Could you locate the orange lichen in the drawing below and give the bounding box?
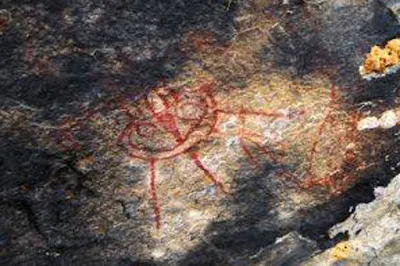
[330,241,351,261]
[362,38,400,75]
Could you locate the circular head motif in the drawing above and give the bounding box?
[118,84,218,160]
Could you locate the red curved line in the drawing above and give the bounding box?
[126,131,212,161]
[119,120,186,155]
[244,137,279,164]
[177,96,215,140]
[174,98,208,120]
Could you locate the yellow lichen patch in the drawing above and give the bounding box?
[386,38,400,57]
[330,241,352,261]
[361,38,400,76]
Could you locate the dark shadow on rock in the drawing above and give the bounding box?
[0,142,57,192]
[0,138,155,265]
[176,163,282,266]
[0,1,238,265]
[0,0,237,119]
[177,124,400,265]
[114,257,158,266]
[258,0,400,85]
[258,2,334,77]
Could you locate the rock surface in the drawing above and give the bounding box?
[1,1,400,266]
[302,173,400,266]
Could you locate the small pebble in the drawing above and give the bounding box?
[357,116,379,131]
[378,110,398,129]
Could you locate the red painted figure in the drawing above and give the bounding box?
[55,82,302,229]
[117,83,300,228]
[303,85,360,194]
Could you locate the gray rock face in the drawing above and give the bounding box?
[1,1,400,266]
[384,0,400,22]
[302,174,400,266]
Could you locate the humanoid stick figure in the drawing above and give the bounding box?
[117,83,299,229]
[55,83,304,229]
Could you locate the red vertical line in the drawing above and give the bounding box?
[239,141,258,166]
[117,127,127,144]
[146,93,184,144]
[210,112,221,135]
[237,109,259,165]
[24,39,34,64]
[347,112,359,142]
[200,84,218,108]
[330,84,337,106]
[210,103,230,136]
[171,90,180,102]
[149,159,161,229]
[329,85,340,129]
[306,108,332,175]
[189,152,227,194]
[154,92,185,142]
[145,97,156,114]
[238,107,245,135]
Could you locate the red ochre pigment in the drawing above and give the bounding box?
[54,83,359,229]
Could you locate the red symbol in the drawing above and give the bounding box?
[116,83,301,229]
[303,85,361,194]
[54,82,303,229]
